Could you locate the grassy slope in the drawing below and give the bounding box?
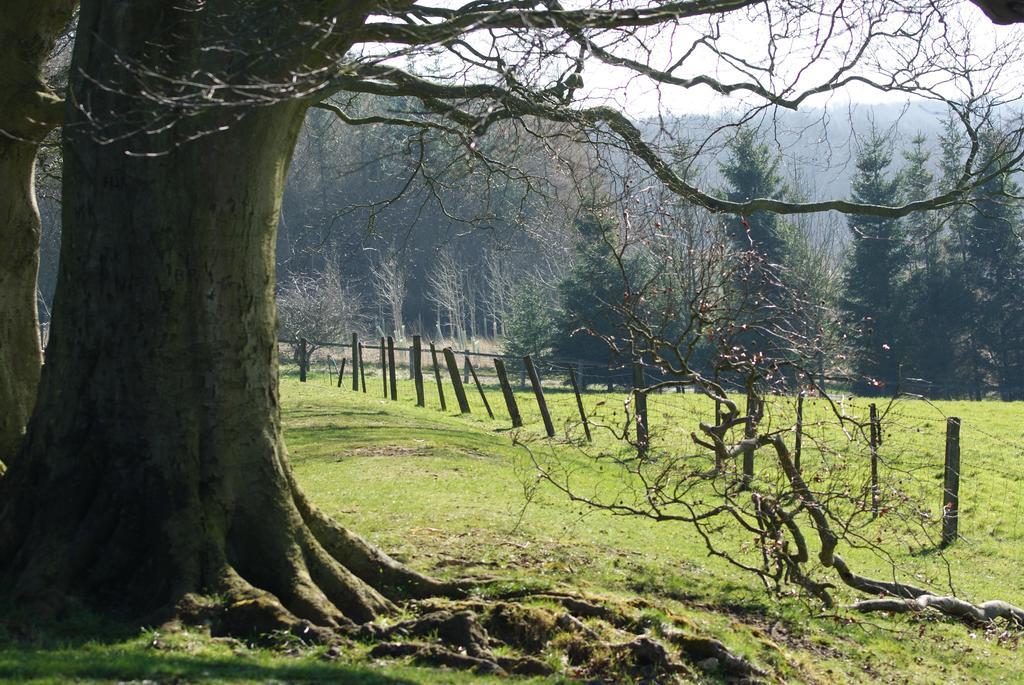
[289,370,1024,683]
[2,371,1021,683]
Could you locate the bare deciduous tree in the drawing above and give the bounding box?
[369,244,408,339]
[277,264,365,367]
[427,247,467,345]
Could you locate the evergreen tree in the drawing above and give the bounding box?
[843,129,904,395]
[895,134,966,396]
[551,210,636,389]
[938,118,985,397]
[719,127,785,262]
[719,127,792,377]
[963,137,1024,400]
[503,284,554,360]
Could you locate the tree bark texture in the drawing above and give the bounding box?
[0,0,449,628]
[0,1,76,467]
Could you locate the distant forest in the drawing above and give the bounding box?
[35,98,1024,400]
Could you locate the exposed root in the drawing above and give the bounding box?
[369,642,507,676]
[662,628,769,680]
[360,594,769,683]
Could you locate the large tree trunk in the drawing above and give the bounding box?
[0,139,44,470]
[0,1,76,468]
[0,0,449,628]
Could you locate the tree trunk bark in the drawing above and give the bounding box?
[0,140,44,469]
[0,0,76,468]
[0,0,450,629]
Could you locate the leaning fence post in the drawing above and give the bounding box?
[794,392,804,473]
[337,358,346,388]
[358,342,366,393]
[429,343,447,411]
[941,416,961,547]
[443,347,471,413]
[465,355,494,419]
[524,356,555,437]
[413,335,425,407]
[494,359,523,427]
[299,337,308,382]
[387,336,398,401]
[632,363,649,458]
[569,367,591,442]
[351,332,359,391]
[869,403,880,517]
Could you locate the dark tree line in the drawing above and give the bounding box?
[843,126,1024,399]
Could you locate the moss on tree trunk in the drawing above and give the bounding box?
[0,1,76,466]
[0,0,451,629]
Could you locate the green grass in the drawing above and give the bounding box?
[288,366,1024,683]
[2,367,1022,683]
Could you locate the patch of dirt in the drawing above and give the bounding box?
[339,445,428,459]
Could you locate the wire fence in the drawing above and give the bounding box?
[281,333,1024,582]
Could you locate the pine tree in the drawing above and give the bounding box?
[895,134,966,397]
[551,210,636,389]
[938,118,985,397]
[719,127,785,262]
[963,136,1024,400]
[843,129,904,395]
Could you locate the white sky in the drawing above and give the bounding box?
[557,1,1024,117]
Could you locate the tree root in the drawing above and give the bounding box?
[357,594,769,683]
[2,444,769,682]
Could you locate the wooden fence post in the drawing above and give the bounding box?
[869,403,880,517]
[524,356,555,437]
[714,369,722,426]
[741,388,759,488]
[794,392,804,473]
[632,363,649,458]
[429,343,447,411]
[494,359,523,428]
[299,337,308,382]
[387,336,398,401]
[351,332,359,391]
[465,355,494,419]
[443,347,471,413]
[569,367,591,442]
[941,416,961,547]
[337,358,346,388]
[358,342,366,393]
[379,337,387,397]
[413,335,425,407]
[463,353,471,384]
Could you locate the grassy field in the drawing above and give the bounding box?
[2,367,1023,683]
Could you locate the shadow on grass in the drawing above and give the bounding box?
[0,648,418,684]
[0,606,417,685]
